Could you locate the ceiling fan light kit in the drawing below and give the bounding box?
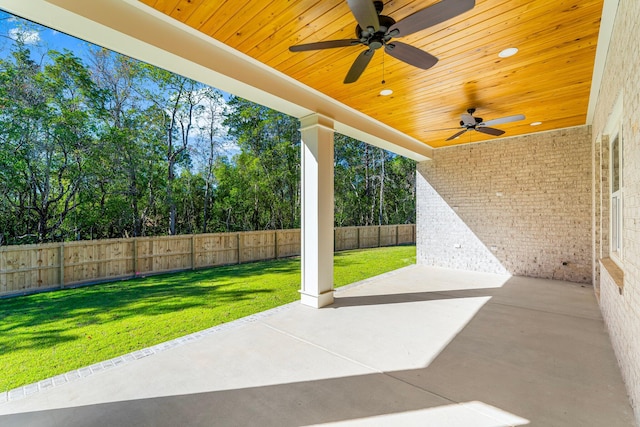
[289,0,476,84]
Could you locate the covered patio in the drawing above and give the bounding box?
[0,0,639,424]
[0,266,633,425]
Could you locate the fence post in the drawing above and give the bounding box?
[357,227,361,249]
[378,226,381,247]
[191,234,195,270]
[274,230,279,260]
[237,233,241,264]
[59,243,65,288]
[133,238,138,277]
[396,225,399,246]
[333,228,336,252]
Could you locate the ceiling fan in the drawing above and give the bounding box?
[445,109,525,141]
[289,0,475,84]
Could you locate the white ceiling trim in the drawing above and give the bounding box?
[0,0,432,161]
[586,0,620,124]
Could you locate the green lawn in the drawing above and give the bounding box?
[0,245,415,392]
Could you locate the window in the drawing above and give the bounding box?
[611,132,622,256]
[607,94,623,263]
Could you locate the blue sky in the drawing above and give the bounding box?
[0,9,95,61]
[0,7,239,163]
[0,8,225,93]
[0,8,233,101]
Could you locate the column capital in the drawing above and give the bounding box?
[300,113,335,133]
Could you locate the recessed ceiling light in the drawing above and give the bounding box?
[380,89,393,96]
[530,121,542,126]
[498,47,518,58]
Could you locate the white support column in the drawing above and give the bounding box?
[300,114,335,308]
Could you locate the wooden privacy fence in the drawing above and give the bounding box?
[0,225,415,297]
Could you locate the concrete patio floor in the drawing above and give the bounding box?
[0,265,634,426]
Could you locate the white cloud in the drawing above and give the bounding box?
[8,28,41,45]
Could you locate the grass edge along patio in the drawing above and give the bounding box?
[0,245,416,392]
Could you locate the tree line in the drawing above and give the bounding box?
[0,41,415,246]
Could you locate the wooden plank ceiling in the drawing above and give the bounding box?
[139,0,603,148]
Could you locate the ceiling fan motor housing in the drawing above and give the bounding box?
[459,119,483,127]
[356,15,396,49]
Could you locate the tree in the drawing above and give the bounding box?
[384,155,416,224]
[217,96,300,231]
[140,66,205,235]
[0,44,104,242]
[88,48,165,238]
[192,87,227,233]
[0,16,415,245]
[334,133,415,227]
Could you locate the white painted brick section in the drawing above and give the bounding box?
[417,126,592,283]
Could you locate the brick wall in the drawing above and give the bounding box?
[416,125,592,283]
[593,135,610,295]
[591,0,640,422]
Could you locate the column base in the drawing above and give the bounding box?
[300,290,334,308]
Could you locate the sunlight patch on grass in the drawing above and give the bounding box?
[0,245,415,391]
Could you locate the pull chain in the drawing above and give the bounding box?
[381,50,386,85]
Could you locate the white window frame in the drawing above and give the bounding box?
[611,133,622,256]
[605,94,623,265]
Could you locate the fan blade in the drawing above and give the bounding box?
[479,114,525,127]
[425,127,462,132]
[385,42,438,70]
[289,39,361,52]
[388,0,475,38]
[476,127,505,136]
[347,0,380,32]
[461,113,476,126]
[344,49,375,84]
[446,129,468,141]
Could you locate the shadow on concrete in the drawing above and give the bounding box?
[0,373,528,427]
[0,276,633,426]
[331,288,500,308]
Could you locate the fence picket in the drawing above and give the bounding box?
[0,226,414,297]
